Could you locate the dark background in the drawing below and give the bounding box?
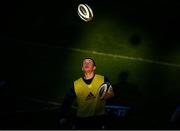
[0,0,180,129]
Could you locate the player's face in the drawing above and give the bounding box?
[82,59,96,72]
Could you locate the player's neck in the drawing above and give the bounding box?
[84,72,94,80]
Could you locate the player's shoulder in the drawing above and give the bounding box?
[95,74,104,78]
[98,75,110,83]
[74,77,82,82]
[74,74,105,82]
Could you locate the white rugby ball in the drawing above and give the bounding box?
[77,4,94,22]
[99,82,113,100]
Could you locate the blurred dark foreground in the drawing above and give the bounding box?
[0,96,179,130]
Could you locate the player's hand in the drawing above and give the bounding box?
[103,91,114,100]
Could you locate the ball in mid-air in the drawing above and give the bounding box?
[77,4,94,22]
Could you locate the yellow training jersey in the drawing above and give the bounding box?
[74,74,105,118]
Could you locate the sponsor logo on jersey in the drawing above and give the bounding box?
[86,92,96,100]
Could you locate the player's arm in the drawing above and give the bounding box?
[59,84,76,125]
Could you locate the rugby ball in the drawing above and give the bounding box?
[99,82,113,100]
[77,4,94,22]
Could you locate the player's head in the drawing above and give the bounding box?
[82,58,96,73]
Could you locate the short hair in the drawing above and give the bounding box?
[83,58,96,66]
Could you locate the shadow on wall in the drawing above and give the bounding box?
[129,34,142,46]
[107,71,180,129]
[106,71,144,129]
[109,71,142,109]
